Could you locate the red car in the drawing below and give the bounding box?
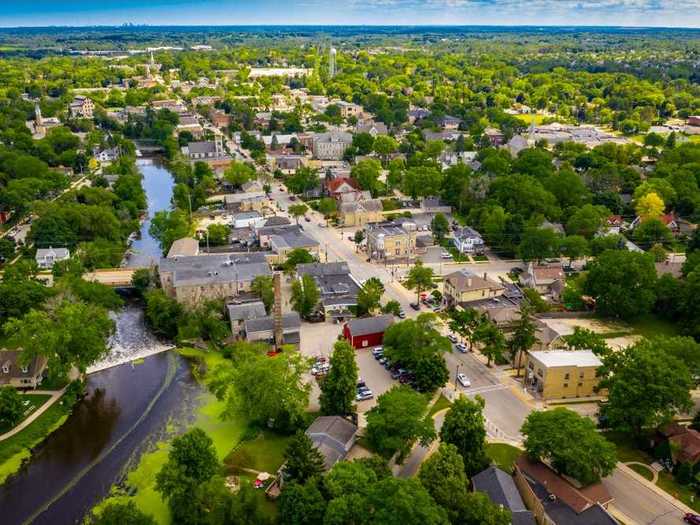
[684,514,700,525]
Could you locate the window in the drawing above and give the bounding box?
[20,366,28,373]
[579,371,585,379]
[563,383,569,388]
[578,382,583,387]
[1,365,8,374]
[564,373,570,380]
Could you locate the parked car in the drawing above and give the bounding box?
[304,216,311,222]
[457,373,471,387]
[356,388,374,401]
[409,302,420,311]
[447,334,458,344]
[684,514,700,525]
[397,310,406,319]
[378,357,388,366]
[441,251,453,259]
[455,343,467,353]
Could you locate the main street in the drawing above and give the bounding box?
[270,183,687,523]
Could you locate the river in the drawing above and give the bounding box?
[0,158,194,525]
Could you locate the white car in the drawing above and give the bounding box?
[441,251,453,259]
[457,373,471,387]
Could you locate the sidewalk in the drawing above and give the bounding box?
[616,461,696,514]
[0,388,66,442]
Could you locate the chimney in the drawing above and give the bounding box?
[273,273,284,348]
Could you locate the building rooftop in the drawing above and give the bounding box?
[159,253,271,287]
[0,350,48,385]
[297,262,360,308]
[36,247,70,259]
[186,141,217,155]
[227,301,267,322]
[244,312,301,334]
[306,416,358,470]
[472,466,535,525]
[167,237,200,258]
[345,314,394,337]
[528,350,602,368]
[446,269,504,293]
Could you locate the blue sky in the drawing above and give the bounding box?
[2,1,700,28]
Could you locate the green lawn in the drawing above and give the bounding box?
[0,394,52,434]
[0,395,70,485]
[225,430,293,474]
[628,463,654,481]
[427,394,452,419]
[623,314,680,339]
[486,443,523,474]
[601,431,652,464]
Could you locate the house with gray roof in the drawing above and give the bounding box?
[297,262,361,320]
[453,227,485,254]
[312,132,353,160]
[0,350,48,388]
[159,253,271,306]
[35,247,70,269]
[244,312,301,346]
[472,466,536,525]
[227,301,267,336]
[306,416,358,470]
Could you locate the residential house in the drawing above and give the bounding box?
[472,466,536,525]
[506,135,529,157]
[0,350,47,388]
[408,107,431,124]
[343,314,394,349]
[524,350,603,400]
[269,155,307,174]
[521,262,565,297]
[444,270,505,307]
[366,222,417,262]
[437,115,462,130]
[176,114,204,139]
[452,227,485,254]
[181,140,224,161]
[257,224,319,261]
[514,456,616,525]
[337,101,363,119]
[297,262,361,320]
[232,211,265,229]
[483,127,505,146]
[668,427,700,466]
[688,116,700,127]
[167,237,200,258]
[223,192,268,213]
[158,253,272,306]
[327,177,362,201]
[312,132,353,160]
[93,147,120,163]
[35,247,70,269]
[306,416,358,470]
[227,300,267,337]
[339,199,384,227]
[209,109,230,128]
[355,119,388,136]
[69,96,94,119]
[244,312,301,346]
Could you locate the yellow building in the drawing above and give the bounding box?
[525,350,603,400]
[444,270,505,306]
[366,223,416,262]
[339,199,384,227]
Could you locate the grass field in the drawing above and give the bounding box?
[427,394,452,419]
[485,443,523,473]
[628,463,654,481]
[0,394,52,434]
[0,396,70,485]
[225,430,293,475]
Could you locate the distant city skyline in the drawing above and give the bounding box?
[2,1,700,29]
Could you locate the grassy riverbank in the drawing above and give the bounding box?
[0,395,70,485]
[92,348,253,524]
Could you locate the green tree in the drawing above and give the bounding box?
[448,307,482,351]
[88,502,156,525]
[286,166,320,195]
[212,342,310,431]
[149,209,190,254]
[598,339,693,435]
[418,443,468,523]
[320,340,359,417]
[225,484,272,525]
[0,238,16,263]
[131,268,152,296]
[366,477,449,525]
[439,396,489,476]
[357,277,385,316]
[291,274,320,319]
[318,197,337,218]
[224,161,256,188]
[383,314,450,392]
[522,408,617,485]
[559,235,589,264]
[566,204,608,239]
[284,248,315,272]
[431,213,450,243]
[5,300,114,381]
[518,227,560,262]
[366,386,435,460]
[634,218,673,248]
[402,166,443,199]
[0,387,25,430]
[155,428,219,524]
[405,261,434,305]
[458,492,512,525]
[144,289,183,337]
[278,480,327,525]
[353,229,365,252]
[289,203,309,225]
[206,223,230,246]
[584,250,657,320]
[251,275,274,313]
[283,431,325,483]
[351,159,382,196]
[373,135,399,164]
[382,300,402,316]
[473,319,507,366]
[352,132,375,155]
[507,306,537,376]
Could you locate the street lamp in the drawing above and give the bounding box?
[454,363,462,397]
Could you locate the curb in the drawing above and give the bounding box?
[616,462,695,514]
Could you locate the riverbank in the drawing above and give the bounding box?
[0,393,71,485]
[91,347,248,524]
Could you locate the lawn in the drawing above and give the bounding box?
[628,463,654,481]
[0,395,70,485]
[427,394,452,419]
[0,394,52,434]
[225,430,293,474]
[601,431,652,464]
[622,314,680,339]
[486,443,523,473]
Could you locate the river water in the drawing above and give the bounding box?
[0,158,195,525]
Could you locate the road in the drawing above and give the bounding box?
[276,182,687,523]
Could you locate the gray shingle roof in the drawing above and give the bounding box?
[244,312,301,334]
[306,416,358,470]
[472,466,534,524]
[346,314,393,337]
[227,301,267,322]
[186,141,217,154]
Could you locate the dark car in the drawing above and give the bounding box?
[684,514,700,525]
[409,302,420,311]
[304,216,311,222]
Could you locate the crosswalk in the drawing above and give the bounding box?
[462,383,509,396]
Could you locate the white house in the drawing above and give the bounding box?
[35,247,70,269]
[453,227,485,254]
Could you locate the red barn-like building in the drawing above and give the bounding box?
[343,314,394,349]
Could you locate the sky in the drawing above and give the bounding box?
[2,0,700,28]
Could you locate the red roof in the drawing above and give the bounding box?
[327,177,360,194]
[670,428,700,464]
[660,213,677,226]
